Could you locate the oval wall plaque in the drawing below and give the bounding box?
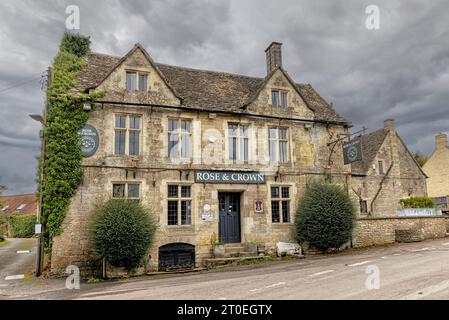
[77,124,99,157]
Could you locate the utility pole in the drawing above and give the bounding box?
[30,67,50,277]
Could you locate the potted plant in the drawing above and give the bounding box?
[211,233,225,258]
[213,240,225,258]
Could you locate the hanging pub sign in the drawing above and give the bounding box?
[195,170,265,184]
[77,124,99,157]
[343,140,362,164]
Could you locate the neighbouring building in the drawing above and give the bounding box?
[422,133,449,208]
[0,193,37,237]
[0,193,38,217]
[51,42,354,274]
[350,119,428,216]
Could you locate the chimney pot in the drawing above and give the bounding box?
[265,42,283,75]
[384,119,395,131]
[436,133,448,150]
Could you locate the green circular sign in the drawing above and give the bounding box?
[77,124,99,157]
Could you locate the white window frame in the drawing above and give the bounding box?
[114,114,142,156]
[126,70,149,92]
[168,118,192,161]
[268,127,289,163]
[228,123,249,163]
[271,90,288,107]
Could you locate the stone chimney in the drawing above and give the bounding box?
[435,133,448,150]
[265,42,283,75]
[384,119,395,131]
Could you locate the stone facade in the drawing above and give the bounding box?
[49,41,435,276]
[51,42,352,275]
[422,133,449,198]
[350,120,428,217]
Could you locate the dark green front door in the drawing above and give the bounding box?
[218,193,241,243]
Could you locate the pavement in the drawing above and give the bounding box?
[2,237,449,300]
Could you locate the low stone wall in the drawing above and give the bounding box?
[353,216,449,248]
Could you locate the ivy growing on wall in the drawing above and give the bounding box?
[39,32,104,253]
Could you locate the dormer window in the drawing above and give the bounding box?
[126,71,148,92]
[126,71,136,91]
[271,90,287,107]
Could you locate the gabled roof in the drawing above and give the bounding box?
[93,43,182,101]
[0,193,37,216]
[351,129,388,175]
[242,66,314,113]
[76,49,350,124]
[351,128,428,178]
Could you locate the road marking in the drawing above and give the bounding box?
[381,256,388,259]
[393,253,401,256]
[5,274,24,281]
[0,284,9,287]
[412,247,431,252]
[265,282,285,288]
[347,261,371,267]
[16,250,30,254]
[249,288,262,292]
[442,242,449,246]
[309,270,334,277]
[401,279,449,300]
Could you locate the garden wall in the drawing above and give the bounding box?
[353,216,449,247]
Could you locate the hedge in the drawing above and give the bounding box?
[9,215,36,238]
[400,197,434,209]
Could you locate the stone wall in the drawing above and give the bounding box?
[353,216,449,248]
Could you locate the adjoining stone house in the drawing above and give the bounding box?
[350,119,428,216]
[422,133,449,209]
[51,42,354,274]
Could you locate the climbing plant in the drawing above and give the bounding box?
[38,32,103,253]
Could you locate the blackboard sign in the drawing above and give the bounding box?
[343,140,362,164]
[77,124,99,157]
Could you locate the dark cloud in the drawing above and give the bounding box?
[0,0,448,195]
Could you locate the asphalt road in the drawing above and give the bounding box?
[3,237,449,300]
[0,238,36,286]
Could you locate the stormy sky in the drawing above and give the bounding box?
[0,0,448,195]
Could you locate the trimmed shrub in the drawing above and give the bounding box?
[9,215,36,238]
[90,199,157,271]
[400,197,434,209]
[295,182,355,251]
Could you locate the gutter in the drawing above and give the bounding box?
[94,100,352,128]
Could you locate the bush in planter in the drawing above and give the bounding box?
[90,199,157,271]
[400,197,434,209]
[295,182,355,251]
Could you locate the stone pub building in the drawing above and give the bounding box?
[51,41,355,274]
